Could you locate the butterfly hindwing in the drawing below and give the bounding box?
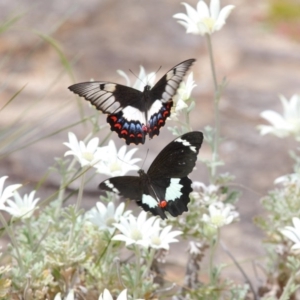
[69,59,195,145]
[136,177,192,219]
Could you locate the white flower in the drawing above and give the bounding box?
[280,217,300,252]
[188,241,205,255]
[54,290,74,300]
[202,202,239,228]
[0,176,22,209]
[64,132,103,168]
[2,191,39,219]
[98,288,144,300]
[148,224,182,250]
[258,94,300,140]
[190,181,219,203]
[117,66,156,91]
[113,211,158,248]
[86,202,131,234]
[96,140,141,176]
[172,72,197,116]
[173,0,235,35]
[274,173,300,186]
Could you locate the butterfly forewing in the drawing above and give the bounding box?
[69,59,196,145]
[99,176,143,199]
[147,131,203,179]
[149,59,196,103]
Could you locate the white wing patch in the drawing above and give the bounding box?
[122,106,147,124]
[165,178,183,201]
[147,100,163,119]
[142,194,158,208]
[104,180,119,194]
[175,137,196,153]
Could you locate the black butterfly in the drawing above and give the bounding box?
[68,59,195,145]
[99,131,203,219]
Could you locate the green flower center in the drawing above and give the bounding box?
[210,215,226,227]
[105,217,116,227]
[130,229,142,241]
[82,152,94,162]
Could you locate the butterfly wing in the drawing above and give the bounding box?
[136,177,192,219]
[99,176,143,199]
[147,131,203,179]
[69,82,148,145]
[147,59,196,138]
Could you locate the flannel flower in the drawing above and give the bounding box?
[113,211,182,250]
[117,66,156,91]
[0,176,22,209]
[54,290,74,300]
[258,94,300,140]
[172,72,196,116]
[202,202,239,228]
[96,140,141,176]
[113,211,158,248]
[173,0,235,36]
[280,217,300,252]
[2,190,40,219]
[86,202,131,234]
[64,132,103,168]
[99,288,144,300]
[148,224,182,250]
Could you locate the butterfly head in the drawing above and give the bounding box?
[143,85,151,92]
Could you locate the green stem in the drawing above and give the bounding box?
[133,245,142,299]
[279,272,296,300]
[0,213,24,273]
[75,166,86,212]
[209,228,219,283]
[206,34,220,184]
[142,248,156,278]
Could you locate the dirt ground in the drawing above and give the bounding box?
[1,0,300,291]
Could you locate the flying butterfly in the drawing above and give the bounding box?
[99,131,203,219]
[68,59,195,145]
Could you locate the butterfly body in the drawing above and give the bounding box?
[69,59,195,145]
[99,131,203,219]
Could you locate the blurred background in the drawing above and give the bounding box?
[1,0,300,284]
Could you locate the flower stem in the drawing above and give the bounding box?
[206,34,221,184]
[75,166,86,212]
[0,213,24,273]
[133,245,142,299]
[209,228,219,283]
[279,272,296,300]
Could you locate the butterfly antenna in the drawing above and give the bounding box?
[140,148,149,170]
[129,69,146,87]
[147,65,162,86]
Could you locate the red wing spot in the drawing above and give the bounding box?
[129,134,135,138]
[110,115,118,122]
[158,119,164,125]
[142,125,148,132]
[159,200,167,208]
[153,126,158,131]
[163,110,169,117]
[114,123,122,129]
[137,134,142,138]
[121,130,128,135]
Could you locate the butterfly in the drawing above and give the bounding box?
[99,131,203,219]
[68,59,195,145]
